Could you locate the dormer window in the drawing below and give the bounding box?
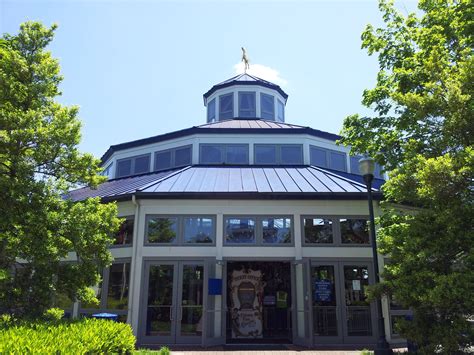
[207,98,216,123]
[239,92,256,117]
[261,93,275,120]
[219,93,233,120]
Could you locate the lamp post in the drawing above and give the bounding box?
[359,157,392,355]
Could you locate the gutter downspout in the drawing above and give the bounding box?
[127,194,140,334]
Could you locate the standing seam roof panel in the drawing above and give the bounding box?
[296,167,331,192]
[251,168,272,192]
[307,168,345,192]
[199,168,219,192]
[228,168,243,192]
[274,168,301,192]
[285,168,316,192]
[263,168,286,192]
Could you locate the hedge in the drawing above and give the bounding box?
[0,318,136,353]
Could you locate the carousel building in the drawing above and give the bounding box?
[68,72,408,348]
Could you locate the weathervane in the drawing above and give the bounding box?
[241,47,250,73]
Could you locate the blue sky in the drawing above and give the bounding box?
[1,0,417,158]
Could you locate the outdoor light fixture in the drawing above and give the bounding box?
[359,157,393,355]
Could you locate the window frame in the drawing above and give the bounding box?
[207,98,216,123]
[260,93,275,120]
[154,145,192,172]
[219,93,234,120]
[79,258,131,321]
[302,215,372,247]
[238,91,256,118]
[115,154,151,178]
[254,144,303,165]
[199,144,249,165]
[350,155,384,179]
[277,99,285,121]
[309,145,348,172]
[144,214,217,246]
[224,215,294,246]
[109,215,134,248]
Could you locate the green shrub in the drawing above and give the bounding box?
[0,318,136,353]
[160,346,170,355]
[360,350,374,355]
[42,307,64,322]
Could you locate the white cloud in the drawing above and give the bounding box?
[233,62,287,86]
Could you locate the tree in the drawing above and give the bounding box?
[0,22,121,317]
[340,0,473,353]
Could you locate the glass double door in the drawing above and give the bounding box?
[142,261,204,344]
[311,261,377,344]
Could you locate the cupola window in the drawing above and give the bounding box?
[219,93,233,120]
[116,154,151,178]
[277,100,285,122]
[207,98,216,123]
[260,93,275,120]
[238,91,256,117]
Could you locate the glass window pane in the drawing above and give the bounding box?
[340,219,370,244]
[310,147,328,167]
[107,263,131,309]
[255,145,277,164]
[329,151,347,171]
[277,100,285,121]
[226,145,248,164]
[304,218,333,244]
[280,145,303,165]
[116,159,132,178]
[146,264,174,336]
[262,217,292,244]
[225,217,256,244]
[114,218,134,245]
[175,146,192,166]
[201,145,223,164]
[183,217,214,243]
[239,92,256,117]
[344,265,372,336]
[147,217,178,243]
[207,98,216,122]
[350,156,361,175]
[261,93,275,120]
[219,94,233,120]
[311,265,338,336]
[134,155,150,174]
[155,151,172,171]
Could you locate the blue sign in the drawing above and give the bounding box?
[208,278,222,295]
[314,279,332,302]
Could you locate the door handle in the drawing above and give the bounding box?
[179,306,183,321]
[169,307,173,321]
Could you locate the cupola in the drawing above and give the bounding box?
[203,73,288,123]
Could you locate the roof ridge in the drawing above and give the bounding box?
[136,166,192,192]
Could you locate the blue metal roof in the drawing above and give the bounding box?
[68,166,381,202]
[203,73,288,101]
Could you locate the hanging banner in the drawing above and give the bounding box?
[229,269,264,338]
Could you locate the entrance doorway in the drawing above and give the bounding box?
[141,261,204,345]
[226,261,292,343]
[310,261,377,345]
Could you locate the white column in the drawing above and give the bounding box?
[129,204,144,336]
[295,263,306,338]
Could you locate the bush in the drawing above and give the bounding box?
[0,318,136,353]
[42,307,64,322]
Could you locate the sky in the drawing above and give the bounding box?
[1,0,418,159]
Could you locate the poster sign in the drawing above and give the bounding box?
[229,269,264,338]
[352,280,361,291]
[314,279,332,302]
